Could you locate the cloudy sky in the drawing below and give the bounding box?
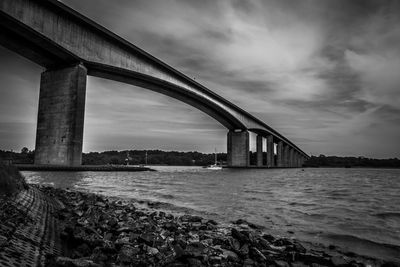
[1,0,400,158]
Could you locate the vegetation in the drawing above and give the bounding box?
[0,148,226,166]
[82,150,227,166]
[0,162,28,197]
[2,148,400,168]
[304,155,400,168]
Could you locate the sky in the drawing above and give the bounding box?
[1,0,400,158]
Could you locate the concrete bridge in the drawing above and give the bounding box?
[0,0,309,168]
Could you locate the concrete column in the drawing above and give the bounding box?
[266,135,274,167]
[289,148,294,167]
[283,144,290,167]
[227,130,249,167]
[294,151,299,167]
[256,135,263,167]
[34,64,87,166]
[276,141,284,167]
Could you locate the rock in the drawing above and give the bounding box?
[90,247,108,263]
[262,234,275,242]
[185,242,206,258]
[291,262,309,267]
[76,243,91,257]
[164,222,179,231]
[275,260,290,267]
[172,243,185,259]
[102,240,116,253]
[186,257,204,266]
[220,249,239,261]
[231,228,250,244]
[209,255,222,264]
[95,202,106,208]
[273,238,293,247]
[116,226,132,233]
[207,219,218,225]
[109,218,119,228]
[147,246,159,256]
[51,256,100,267]
[331,255,350,266]
[229,237,241,251]
[117,245,140,263]
[115,236,131,246]
[250,247,266,262]
[239,243,250,257]
[104,232,113,240]
[293,241,307,253]
[257,237,272,250]
[243,258,255,267]
[139,232,164,247]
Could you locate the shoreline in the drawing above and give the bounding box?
[15,164,156,172]
[1,185,398,266]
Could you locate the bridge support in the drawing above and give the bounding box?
[289,147,294,167]
[276,141,284,167]
[283,144,289,167]
[34,64,87,166]
[227,130,249,167]
[256,135,263,167]
[266,135,274,167]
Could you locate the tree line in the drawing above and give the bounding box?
[1,148,399,168]
[0,148,226,166]
[304,155,400,168]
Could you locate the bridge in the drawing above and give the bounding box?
[0,0,309,168]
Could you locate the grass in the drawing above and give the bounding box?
[0,162,28,197]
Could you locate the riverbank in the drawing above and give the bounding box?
[1,184,398,266]
[15,164,155,172]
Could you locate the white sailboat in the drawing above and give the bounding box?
[207,148,222,170]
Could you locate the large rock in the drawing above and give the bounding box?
[50,257,100,267]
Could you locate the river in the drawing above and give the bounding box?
[22,167,400,263]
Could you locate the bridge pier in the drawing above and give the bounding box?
[266,135,274,167]
[34,64,87,166]
[227,130,249,167]
[276,141,283,167]
[282,144,289,167]
[256,135,263,167]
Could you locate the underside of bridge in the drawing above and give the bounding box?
[0,0,309,168]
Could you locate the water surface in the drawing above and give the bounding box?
[23,167,400,262]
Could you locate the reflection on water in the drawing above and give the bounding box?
[23,167,400,262]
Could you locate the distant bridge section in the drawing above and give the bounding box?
[0,0,309,167]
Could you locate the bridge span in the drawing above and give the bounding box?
[0,0,309,167]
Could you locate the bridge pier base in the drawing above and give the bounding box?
[227,130,249,167]
[34,64,87,166]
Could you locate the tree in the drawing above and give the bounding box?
[21,147,29,154]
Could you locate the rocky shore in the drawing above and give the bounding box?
[26,185,395,267]
[0,179,398,267]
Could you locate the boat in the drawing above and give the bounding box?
[206,149,222,170]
